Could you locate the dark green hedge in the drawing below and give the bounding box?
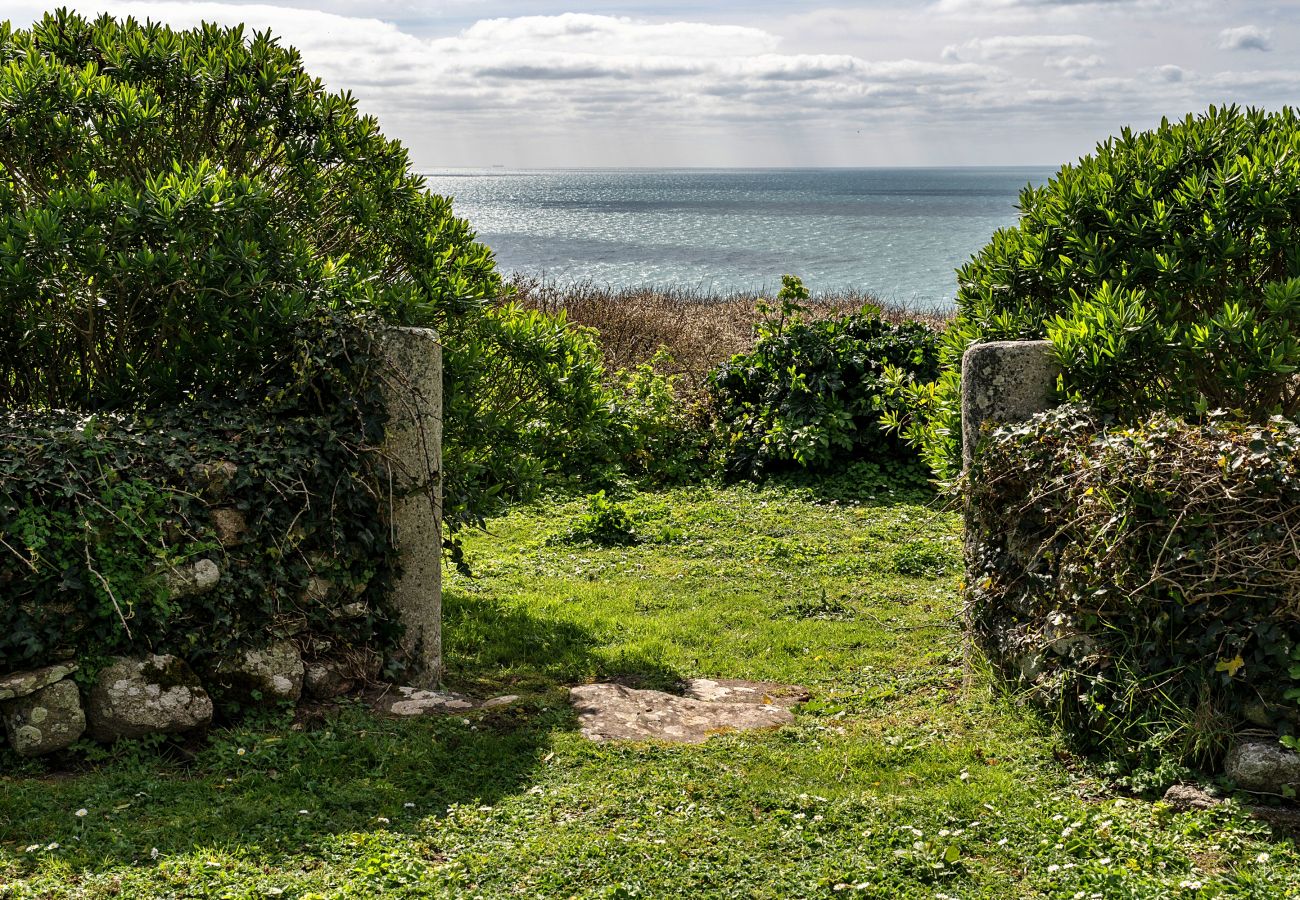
[0,317,401,676]
[967,405,1300,768]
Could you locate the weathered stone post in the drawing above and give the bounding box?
[380,327,443,687]
[961,340,1060,470]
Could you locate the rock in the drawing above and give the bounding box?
[569,683,795,744]
[1163,783,1222,811]
[1224,740,1300,793]
[681,678,809,708]
[302,576,335,605]
[1042,611,1097,658]
[960,340,1060,470]
[195,461,239,499]
[164,558,220,599]
[86,655,213,742]
[0,663,77,702]
[213,641,304,704]
[383,687,475,716]
[209,508,248,547]
[482,694,520,709]
[303,660,353,700]
[2,680,85,756]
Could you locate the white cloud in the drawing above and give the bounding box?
[943,33,1099,60]
[4,1,1298,166]
[1218,25,1272,52]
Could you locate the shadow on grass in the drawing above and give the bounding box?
[0,594,680,875]
[442,588,684,694]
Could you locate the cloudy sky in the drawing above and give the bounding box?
[7,1,1299,167]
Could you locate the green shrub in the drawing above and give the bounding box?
[609,351,708,485]
[554,491,640,546]
[890,105,1300,479]
[967,405,1300,769]
[710,275,940,478]
[0,10,499,409]
[0,11,623,536]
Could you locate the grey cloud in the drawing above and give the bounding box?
[1218,25,1272,52]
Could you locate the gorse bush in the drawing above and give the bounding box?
[968,405,1300,769]
[710,275,940,478]
[890,105,1300,478]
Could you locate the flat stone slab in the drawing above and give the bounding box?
[0,663,76,702]
[382,687,475,717]
[682,678,809,708]
[569,683,796,744]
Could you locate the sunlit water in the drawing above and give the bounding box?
[421,167,1055,309]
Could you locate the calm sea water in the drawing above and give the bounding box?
[421,167,1055,308]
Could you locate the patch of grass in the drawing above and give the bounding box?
[1,483,1296,898]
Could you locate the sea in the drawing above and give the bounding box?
[420,167,1056,310]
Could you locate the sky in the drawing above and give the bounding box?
[6,1,1300,168]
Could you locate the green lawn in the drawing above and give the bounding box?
[1,482,1296,898]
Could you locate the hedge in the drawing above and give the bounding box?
[967,405,1300,768]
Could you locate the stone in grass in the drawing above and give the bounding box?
[569,683,796,744]
[0,662,78,702]
[383,687,475,717]
[212,641,305,704]
[482,695,520,709]
[1162,783,1222,812]
[87,655,213,742]
[2,679,86,756]
[681,678,809,708]
[1224,740,1300,793]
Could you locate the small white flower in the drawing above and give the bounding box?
[959,770,971,782]
[75,808,88,818]
[298,809,310,816]
[150,847,159,860]
[376,817,390,825]
[237,748,246,756]
[46,842,60,851]
[1257,852,1270,864]
[997,838,1009,846]
[24,844,40,853]
[1047,864,1060,874]
[404,802,416,809]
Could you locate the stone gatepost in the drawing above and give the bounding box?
[380,327,443,687]
[960,340,1060,470]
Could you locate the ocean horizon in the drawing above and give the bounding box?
[421,166,1057,309]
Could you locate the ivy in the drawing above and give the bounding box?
[0,313,401,676]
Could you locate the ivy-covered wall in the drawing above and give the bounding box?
[0,400,401,685]
[966,405,1300,770]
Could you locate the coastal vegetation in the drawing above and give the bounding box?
[1,10,1299,897]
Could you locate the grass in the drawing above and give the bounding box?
[1,480,1297,898]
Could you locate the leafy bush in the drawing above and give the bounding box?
[0,315,400,676]
[891,105,1300,478]
[554,492,640,546]
[0,11,623,536]
[0,10,499,409]
[710,275,940,478]
[608,352,708,485]
[967,405,1300,768]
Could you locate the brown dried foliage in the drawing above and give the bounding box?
[505,275,953,395]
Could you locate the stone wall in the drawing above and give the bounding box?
[0,327,444,758]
